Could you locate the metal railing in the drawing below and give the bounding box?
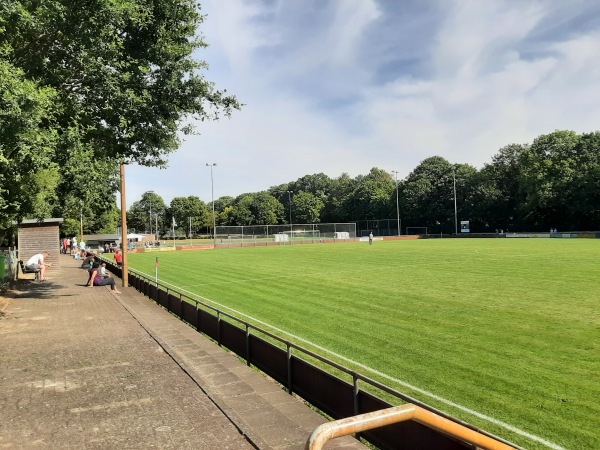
[306,404,515,450]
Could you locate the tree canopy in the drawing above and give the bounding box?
[0,0,240,241]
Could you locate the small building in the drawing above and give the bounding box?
[16,218,63,272]
[83,234,121,252]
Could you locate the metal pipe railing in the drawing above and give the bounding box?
[306,404,515,450]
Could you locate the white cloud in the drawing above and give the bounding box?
[126,0,600,207]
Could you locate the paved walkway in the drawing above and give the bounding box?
[0,255,365,449]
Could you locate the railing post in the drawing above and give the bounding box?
[217,311,221,346]
[353,373,361,441]
[196,303,200,332]
[287,344,292,394]
[245,325,251,366]
[353,373,359,415]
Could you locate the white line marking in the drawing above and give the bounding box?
[130,268,565,450]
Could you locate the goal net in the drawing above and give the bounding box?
[281,229,321,242]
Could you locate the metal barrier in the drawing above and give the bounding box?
[306,404,514,450]
[103,259,520,450]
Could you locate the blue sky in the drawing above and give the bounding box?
[125,0,600,207]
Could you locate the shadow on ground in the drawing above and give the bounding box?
[3,279,68,300]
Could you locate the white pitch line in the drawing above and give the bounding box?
[131,267,565,450]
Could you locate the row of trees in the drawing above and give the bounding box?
[126,130,599,237]
[0,0,239,245]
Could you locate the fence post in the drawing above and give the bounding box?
[287,344,293,394]
[217,311,221,346]
[245,325,251,366]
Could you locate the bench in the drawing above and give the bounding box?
[18,260,40,281]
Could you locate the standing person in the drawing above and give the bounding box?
[369,232,374,246]
[72,236,78,252]
[114,249,123,268]
[79,239,86,252]
[25,252,53,281]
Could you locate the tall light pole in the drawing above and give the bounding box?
[287,190,293,244]
[206,163,217,248]
[392,170,400,236]
[453,170,458,235]
[80,199,84,242]
[147,190,154,237]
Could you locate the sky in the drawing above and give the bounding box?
[125,0,600,207]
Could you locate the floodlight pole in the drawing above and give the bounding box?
[148,190,154,237]
[453,170,458,235]
[155,214,158,243]
[206,163,217,249]
[80,199,84,242]
[287,190,293,245]
[392,170,400,236]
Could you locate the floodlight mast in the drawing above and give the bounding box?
[206,163,217,249]
[453,170,458,235]
[148,190,154,238]
[392,170,400,236]
[287,190,293,245]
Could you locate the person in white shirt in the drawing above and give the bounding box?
[25,252,52,281]
[79,240,86,251]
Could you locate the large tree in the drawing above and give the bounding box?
[400,157,456,233]
[0,58,58,233]
[1,0,240,238]
[345,168,395,221]
[169,196,209,236]
[519,131,580,230]
[292,192,324,224]
[127,191,166,235]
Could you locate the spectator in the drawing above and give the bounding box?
[25,252,52,281]
[104,243,110,253]
[88,265,121,293]
[79,239,86,251]
[114,249,123,268]
[72,236,78,252]
[369,232,374,245]
[80,251,93,269]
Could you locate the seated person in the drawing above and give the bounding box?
[99,262,110,277]
[80,252,93,269]
[25,252,52,281]
[88,265,121,293]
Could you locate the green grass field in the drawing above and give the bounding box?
[127,239,599,449]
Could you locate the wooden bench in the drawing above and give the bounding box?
[18,260,40,281]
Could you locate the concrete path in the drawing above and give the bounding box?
[0,255,364,449]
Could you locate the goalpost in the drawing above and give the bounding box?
[215,223,356,246]
[406,227,428,236]
[282,229,321,242]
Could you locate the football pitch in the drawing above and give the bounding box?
[127,238,599,449]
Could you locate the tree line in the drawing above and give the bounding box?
[124,129,600,238]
